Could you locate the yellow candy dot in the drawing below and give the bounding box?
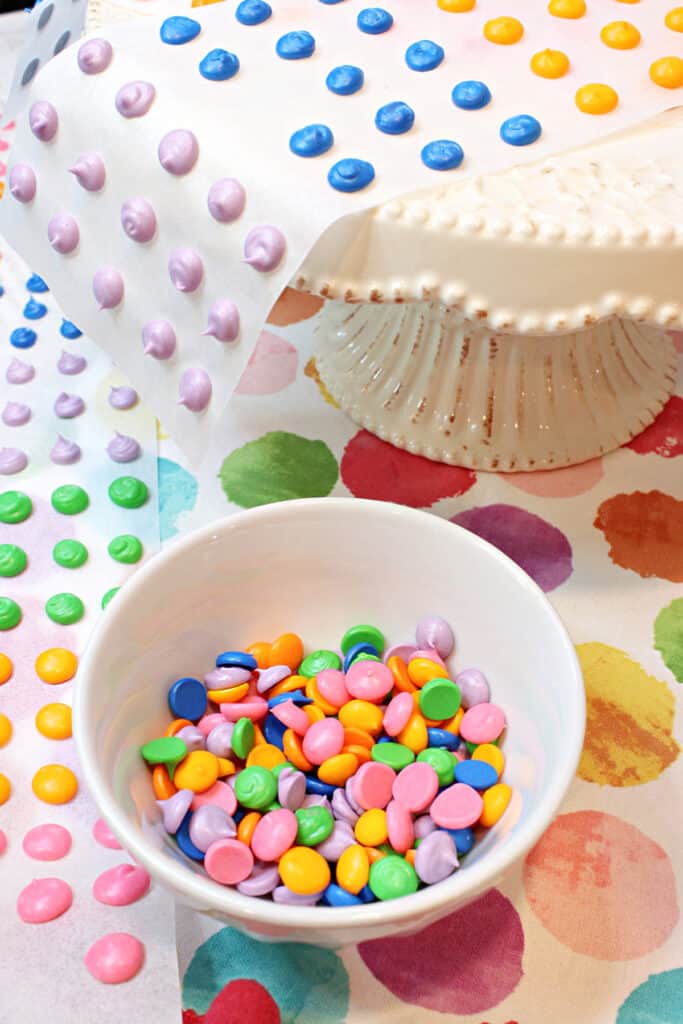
[650,56,683,88]
[207,682,250,704]
[407,658,448,688]
[438,0,476,9]
[279,846,331,895]
[0,652,13,685]
[338,699,384,734]
[665,7,683,31]
[35,703,72,740]
[0,772,11,804]
[173,750,219,792]
[600,21,641,49]
[0,713,13,748]
[397,713,429,754]
[35,647,78,684]
[548,0,586,17]
[337,844,370,895]
[246,743,286,770]
[575,83,619,114]
[216,757,236,777]
[483,16,523,44]
[355,808,388,847]
[318,752,359,786]
[472,742,505,778]
[479,782,513,827]
[530,48,570,78]
[32,764,78,804]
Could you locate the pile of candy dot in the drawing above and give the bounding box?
[142,616,512,905]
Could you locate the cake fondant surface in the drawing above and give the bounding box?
[2,0,681,457]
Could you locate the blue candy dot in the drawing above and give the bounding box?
[199,48,240,81]
[453,758,498,789]
[305,776,336,796]
[452,80,491,110]
[23,298,47,320]
[357,7,393,34]
[427,727,460,750]
[263,714,287,750]
[328,158,375,193]
[290,123,334,157]
[168,676,207,721]
[500,114,541,146]
[0,285,4,298]
[60,319,82,339]
[447,827,475,855]
[235,0,272,24]
[319,0,346,4]
[176,813,205,861]
[421,139,464,171]
[405,40,444,72]
[160,16,201,45]
[326,64,364,95]
[375,100,415,135]
[276,30,315,60]
[26,273,49,293]
[215,650,257,670]
[10,327,37,349]
[343,642,379,673]
[323,884,362,906]
[268,690,312,708]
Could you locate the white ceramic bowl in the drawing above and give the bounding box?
[75,498,584,948]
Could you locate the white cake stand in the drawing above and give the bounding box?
[295,109,683,471]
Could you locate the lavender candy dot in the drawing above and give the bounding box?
[236,862,280,897]
[54,392,85,418]
[142,320,176,359]
[383,643,418,664]
[115,81,156,119]
[207,177,246,222]
[174,725,205,753]
[315,820,355,862]
[189,804,236,852]
[168,248,203,293]
[256,665,291,694]
[77,38,113,74]
[69,152,106,192]
[121,198,157,243]
[48,214,79,254]
[411,647,447,669]
[93,267,124,309]
[9,164,37,203]
[50,435,81,465]
[0,448,28,474]
[345,776,364,817]
[203,299,239,343]
[109,385,138,409]
[331,787,359,827]
[57,350,87,375]
[157,789,193,834]
[415,615,455,659]
[29,100,58,142]
[243,225,286,273]
[456,668,490,708]
[7,358,35,384]
[178,367,211,412]
[106,432,141,463]
[2,402,31,427]
[206,722,234,758]
[277,767,307,811]
[205,667,252,689]
[301,795,331,813]
[272,885,322,906]
[414,829,459,885]
[158,129,199,175]
[414,815,437,839]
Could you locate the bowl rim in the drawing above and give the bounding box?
[75,497,585,932]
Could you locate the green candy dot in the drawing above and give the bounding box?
[51,484,89,515]
[295,806,334,846]
[341,625,385,656]
[417,747,455,787]
[140,736,187,768]
[419,679,461,721]
[369,854,419,901]
[271,761,295,779]
[108,534,143,564]
[265,801,282,812]
[0,544,27,577]
[371,742,415,771]
[465,738,498,755]
[234,765,276,809]
[0,490,32,524]
[101,587,120,610]
[53,539,88,568]
[219,430,339,509]
[108,476,149,509]
[45,593,84,625]
[0,597,21,631]
[232,718,255,760]
[299,650,341,678]
[352,652,381,664]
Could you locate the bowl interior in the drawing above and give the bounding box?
[76,498,584,942]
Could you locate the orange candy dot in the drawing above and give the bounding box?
[0,713,12,747]
[438,0,476,9]
[246,743,285,770]
[152,764,176,800]
[0,772,11,805]
[237,810,261,846]
[600,21,641,49]
[35,648,78,684]
[32,764,78,804]
[35,703,72,739]
[0,652,13,684]
[530,48,570,78]
[268,633,304,671]
[650,56,683,88]
[575,83,619,113]
[165,718,192,737]
[665,8,683,31]
[283,728,314,772]
[246,642,272,669]
[483,16,524,44]
[548,0,586,17]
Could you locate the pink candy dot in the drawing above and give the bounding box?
[316,668,350,708]
[191,779,237,816]
[302,717,344,765]
[460,703,506,745]
[251,809,298,861]
[383,692,414,737]
[430,783,483,829]
[353,761,396,810]
[272,699,310,736]
[393,762,439,813]
[0,829,6,855]
[205,838,254,885]
[93,864,151,906]
[93,817,122,850]
[17,877,73,923]
[23,823,72,860]
[84,932,145,984]
[345,660,394,703]
[197,712,226,737]
[220,696,268,722]
[386,799,414,853]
